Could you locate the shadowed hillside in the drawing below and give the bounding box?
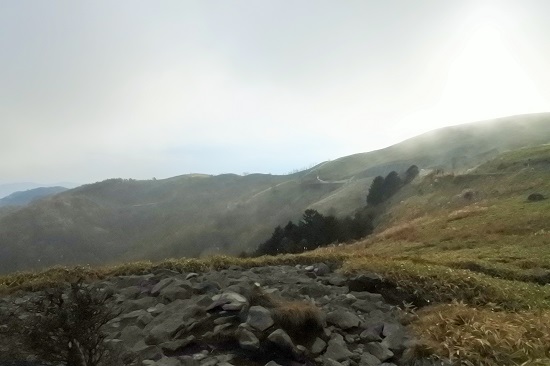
[1,113,550,274]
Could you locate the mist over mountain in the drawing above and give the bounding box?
[1,113,550,274]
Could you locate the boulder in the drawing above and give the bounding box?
[323,334,354,362]
[364,342,394,362]
[246,305,274,331]
[326,310,361,330]
[237,327,260,351]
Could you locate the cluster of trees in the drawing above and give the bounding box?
[255,208,373,256]
[366,165,418,206]
[255,164,420,256]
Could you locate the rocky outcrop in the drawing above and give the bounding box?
[0,263,450,366]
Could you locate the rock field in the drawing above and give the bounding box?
[1,263,451,366]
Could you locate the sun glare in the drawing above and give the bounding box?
[396,9,547,140]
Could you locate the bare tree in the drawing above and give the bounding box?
[17,279,118,366]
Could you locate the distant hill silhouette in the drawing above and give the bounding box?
[0,186,68,207]
[1,113,550,274]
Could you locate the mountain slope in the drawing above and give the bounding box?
[1,113,550,274]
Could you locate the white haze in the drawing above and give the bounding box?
[1,0,549,184]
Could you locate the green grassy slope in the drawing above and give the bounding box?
[1,113,550,274]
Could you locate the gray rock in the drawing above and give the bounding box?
[186,273,199,280]
[179,356,200,366]
[137,311,155,327]
[134,343,163,361]
[200,359,218,366]
[265,361,283,366]
[364,342,393,362]
[122,296,158,313]
[267,328,296,353]
[347,274,384,293]
[350,291,385,302]
[327,276,347,286]
[311,337,327,354]
[153,358,182,366]
[120,309,150,325]
[151,278,175,296]
[381,323,408,352]
[323,359,345,366]
[360,330,382,342]
[194,281,221,295]
[324,334,354,362]
[246,305,274,331]
[147,303,167,316]
[119,325,143,348]
[326,310,361,329]
[352,300,379,313]
[144,303,203,345]
[359,352,382,366]
[159,335,195,353]
[160,284,193,302]
[315,263,331,276]
[237,327,260,351]
[207,292,248,312]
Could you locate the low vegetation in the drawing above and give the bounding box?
[4,280,120,365]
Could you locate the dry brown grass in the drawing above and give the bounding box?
[447,206,488,222]
[412,303,550,366]
[377,222,420,242]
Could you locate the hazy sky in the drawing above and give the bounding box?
[2,0,550,184]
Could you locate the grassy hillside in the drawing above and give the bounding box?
[2,113,550,274]
[4,143,550,364]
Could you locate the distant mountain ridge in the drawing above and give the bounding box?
[0,186,68,207]
[0,182,78,199]
[1,112,550,274]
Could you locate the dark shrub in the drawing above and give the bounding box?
[528,193,545,202]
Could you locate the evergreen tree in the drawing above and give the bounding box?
[367,176,385,206]
[404,165,419,184]
[382,171,402,200]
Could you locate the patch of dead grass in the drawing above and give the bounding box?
[447,206,488,222]
[412,303,550,366]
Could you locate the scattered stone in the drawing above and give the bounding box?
[324,334,354,361]
[364,342,394,362]
[326,310,361,330]
[159,335,195,353]
[237,327,260,351]
[207,292,248,312]
[246,305,274,331]
[311,337,327,354]
[347,274,384,293]
[315,263,331,276]
[267,328,296,354]
[186,272,199,280]
[265,361,283,366]
[2,264,450,366]
[360,352,382,366]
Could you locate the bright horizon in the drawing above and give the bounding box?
[1,0,549,184]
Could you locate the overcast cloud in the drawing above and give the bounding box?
[1,0,549,184]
